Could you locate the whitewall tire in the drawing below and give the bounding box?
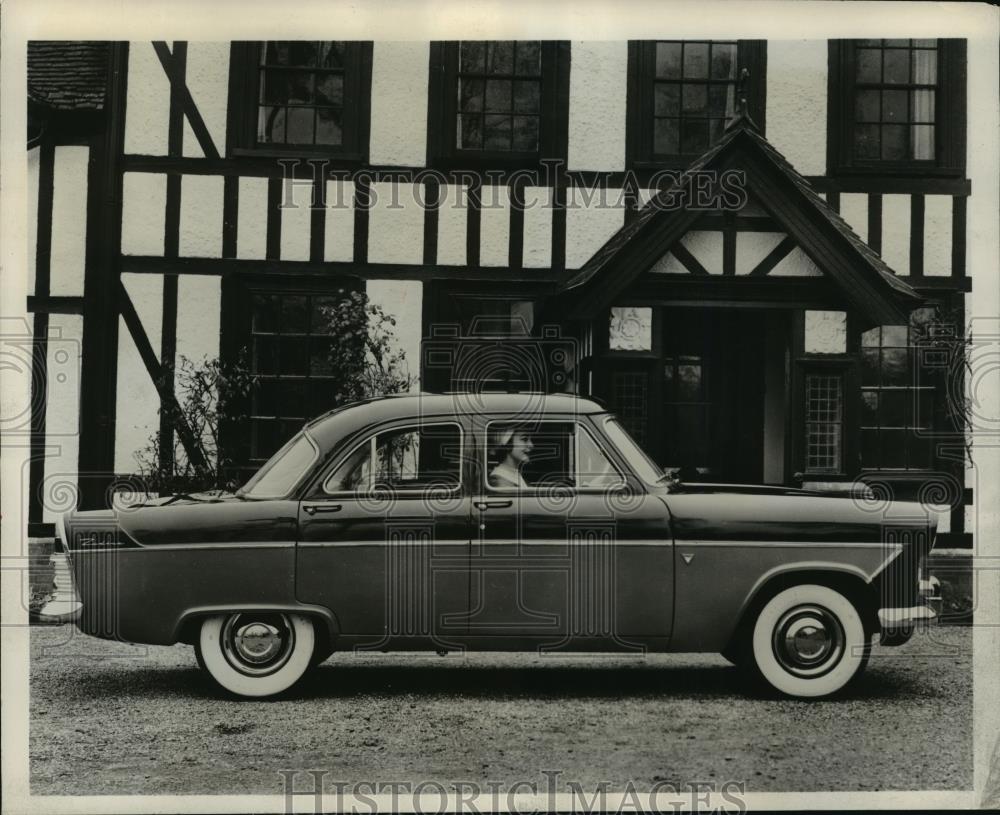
[197,611,315,698]
[750,584,869,698]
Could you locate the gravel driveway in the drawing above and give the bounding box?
[29,625,971,796]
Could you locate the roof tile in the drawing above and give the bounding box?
[28,41,108,111]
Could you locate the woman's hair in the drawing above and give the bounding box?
[488,426,515,465]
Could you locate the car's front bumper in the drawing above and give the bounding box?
[877,576,941,630]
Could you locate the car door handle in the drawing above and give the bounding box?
[303,504,343,515]
[474,499,513,510]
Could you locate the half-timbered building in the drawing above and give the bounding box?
[25,38,992,563]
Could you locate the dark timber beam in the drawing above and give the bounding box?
[749,236,797,277]
[78,42,128,510]
[151,41,220,160]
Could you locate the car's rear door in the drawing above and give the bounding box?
[295,418,472,649]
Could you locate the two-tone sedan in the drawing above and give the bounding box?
[46,393,938,698]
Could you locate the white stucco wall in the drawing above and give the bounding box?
[923,195,953,276]
[279,178,313,262]
[365,279,422,389]
[437,184,468,266]
[735,232,785,275]
[568,41,627,171]
[41,314,82,523]
[125,41,170,156]
[771,245,823,277]
[680,230,725,274]
[368,182,424,265]
[121,172,167,256]
[767,41,827,176]
[183,42,229,158]
[564,186,624,269]
[522,186,553,269]
[324,179,355,262]
[26,148,40,295]
[880,193,910,275]
[838,193,868,244]
[114,274,163,473]
[175,275,221,367]
[369,42,428,167]
[49,146,88,296]
[179,174,225,258]
[479,185,511,267]
[236,176,268,260]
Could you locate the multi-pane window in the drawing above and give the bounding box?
[851,40,937,162]
[651,41,738,156]
[829,39,966,174]
[257,42,348,146]
[860,308,937,470]
[805,374,844,474]
[235,41,372,155]
[249,290,358,460]
[612,370,649,446]
[456,41,542,152]
[627,40,766,166]
[427,41,569,167]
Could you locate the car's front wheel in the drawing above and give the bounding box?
[196,611,315,698]
[748,584,869,698]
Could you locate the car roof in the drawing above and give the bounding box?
[305,392,608,452]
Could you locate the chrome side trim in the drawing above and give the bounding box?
[70,542,296,554]
[684,540,903,549]
[298,538,671,548]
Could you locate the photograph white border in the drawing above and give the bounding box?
[2,1,997,812]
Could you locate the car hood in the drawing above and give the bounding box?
[663,483,935,544]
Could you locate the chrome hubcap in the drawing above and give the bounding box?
[772,604,844,678]
[221,613,295,676]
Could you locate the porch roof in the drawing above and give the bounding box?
[554,111,921,326]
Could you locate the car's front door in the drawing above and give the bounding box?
[464,415,674,650]
[295,419,472,650]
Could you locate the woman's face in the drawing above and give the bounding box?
[508,431,534,465]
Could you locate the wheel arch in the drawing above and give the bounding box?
[723,564,879,657]
[174,603,341,646]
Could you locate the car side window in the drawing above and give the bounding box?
[324,423,463,494]
[577,425,626,489]
[485,421,624,492]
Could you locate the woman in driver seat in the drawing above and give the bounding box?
[488,426,534,488]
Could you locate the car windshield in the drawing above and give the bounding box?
[602,417,670,487]
[239,431,319,499]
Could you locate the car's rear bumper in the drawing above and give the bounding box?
[36,550,82,623]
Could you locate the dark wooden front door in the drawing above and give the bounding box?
[603,308,771,484]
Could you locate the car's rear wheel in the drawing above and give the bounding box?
[748,584,869,698]
[196,611,314,698]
